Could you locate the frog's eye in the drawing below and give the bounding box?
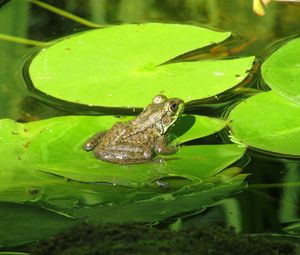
[169,101,178,112]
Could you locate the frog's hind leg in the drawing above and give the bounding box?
[82,131,106,151]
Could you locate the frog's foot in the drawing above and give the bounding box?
[82,131,106,151]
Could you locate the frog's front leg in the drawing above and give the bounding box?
[154,135,178,155]
[82,131,106,151]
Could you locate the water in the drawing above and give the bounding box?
[1,0,300,250]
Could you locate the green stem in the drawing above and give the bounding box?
[27,0,102,28]
[0,33,50,47]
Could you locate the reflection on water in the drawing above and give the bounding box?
[1,0,300,246]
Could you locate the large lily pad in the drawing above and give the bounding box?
[0,114,247,247]
[262,37,300,105]
[0,114,245,200]
[228,91,300,156]
[29,23,254,107]
[0,114,234,186]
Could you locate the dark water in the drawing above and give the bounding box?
[1,0,300,247]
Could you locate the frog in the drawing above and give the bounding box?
[82,94,184,164]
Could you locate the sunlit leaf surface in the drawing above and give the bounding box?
[29,23,254,107]
[262,37,300,105]
[0,115,232,186]
[229,91,300,156]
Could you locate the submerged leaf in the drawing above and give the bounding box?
[29,23,254,107]
[0,202,77,248]
[0,166,247,247]
[75,167,248,224]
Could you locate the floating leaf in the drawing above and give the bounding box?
[27,116,238,185]
[29,23,254,107]
[171,115,228,144]
[0,115,234,186]
[0,114,243,194]
[229,91,300,156]
[262,37,300,105]
[0,114,247,247]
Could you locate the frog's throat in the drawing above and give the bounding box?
[155,117,176,135]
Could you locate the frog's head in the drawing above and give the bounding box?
[153,94,184,134]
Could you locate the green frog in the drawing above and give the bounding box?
[82,95,184,164]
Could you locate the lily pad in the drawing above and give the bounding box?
[35,116,237,186]
[0,114,247,247]
[228,91,300,156]
[171,115,228,144]
[262,37,300,105]
[0,114,235,186]
[29,23,255,107]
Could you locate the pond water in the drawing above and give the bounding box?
[1,0,300,252]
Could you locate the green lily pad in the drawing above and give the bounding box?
[171,115,228,144]
[27,116,238,186]
[0,114,247,246]
[0,114,234,186]
[29,23,254,107]
[262,37,300,105]
[228,91,300,156]
[0,114,240,198]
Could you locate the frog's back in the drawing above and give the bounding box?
[99,121,157,147]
